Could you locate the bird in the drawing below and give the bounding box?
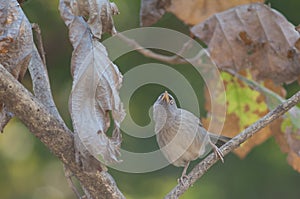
[153,91,230,182]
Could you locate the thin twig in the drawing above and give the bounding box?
[115,31,214,69]
[31,23,47,66]
[0,105,13,133]
[165,90,300,198]
[28,44,67,127]
[64,165,83,199]
[116,32,190,64]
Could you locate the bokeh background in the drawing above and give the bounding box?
[1,0,300,198]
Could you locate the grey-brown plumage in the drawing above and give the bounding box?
[153,91,230,179]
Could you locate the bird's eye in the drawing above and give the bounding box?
[170,100,174,105]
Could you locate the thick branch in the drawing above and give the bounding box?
[165,90,300,198]
[0,64,124,199]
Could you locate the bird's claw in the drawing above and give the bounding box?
[209,140,225,163]
[178,174,189,187]
[213,146,224,163]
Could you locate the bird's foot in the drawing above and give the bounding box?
[210,141,224,163]
[177,174,189,188]
[214,147,224,163]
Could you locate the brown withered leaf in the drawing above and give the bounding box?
[167,0,264,25]
[140,0,263,26]
[203,71,286,158]
[0,0,33,131]
[273,118,300,173]
[265,90,300,173]
[191,3,300,84]
[0,0,32,80]
[140,0,170,26]
[59,0,125,165]
[69,0,119,39]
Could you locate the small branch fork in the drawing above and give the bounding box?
[0,63,124,199]
[31,23,86,198]
[0,21,124,198]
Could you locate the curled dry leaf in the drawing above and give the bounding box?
[70,40,125,165]
[59,0,125,165]
[139,0,263,26]
[191,3,300,84]
[0,0,33,131]
[70,0,119,39]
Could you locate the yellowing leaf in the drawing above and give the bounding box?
[204,71,286,158]
[228,70,300,172]
[222,72,271,157]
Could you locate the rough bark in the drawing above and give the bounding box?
[0,64,124,199]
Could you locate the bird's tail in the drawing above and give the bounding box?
[209,133,231,148]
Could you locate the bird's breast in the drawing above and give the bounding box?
[156,116,209,167]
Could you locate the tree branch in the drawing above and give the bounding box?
[116,32,190,64]
[31,23,47,66]
[28,45,66,125]
[165,90,300,198]
[0,64,124,199]
[29,40,83,197]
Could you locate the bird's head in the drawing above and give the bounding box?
[153,91,178,132]
[154,91,178,111]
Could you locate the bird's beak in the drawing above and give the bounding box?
[162,91,170,103]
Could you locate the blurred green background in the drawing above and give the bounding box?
[1,0,300,198]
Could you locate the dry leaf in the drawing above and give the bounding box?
[223,70,300,168]
[59,0,125,165]
[0,0,32,80]
[139,0,263,26]
[0,0,33,131]
[69,0,119,39]
[139,0,170,26]
[70,40,125,164]
[191,3,300,84]
[203,71,286,158]
[273,118,300,173]
[167,0,264,25]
